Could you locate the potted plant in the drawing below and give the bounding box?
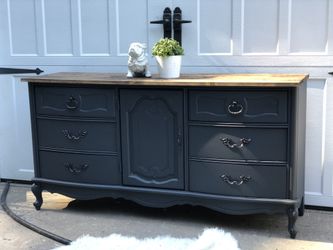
[152,38,184,78]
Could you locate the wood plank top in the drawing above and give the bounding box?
[22,72,309,87]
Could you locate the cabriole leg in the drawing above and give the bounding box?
[287,207,298,239]
[31,183,43,210]
[298,197,305,217]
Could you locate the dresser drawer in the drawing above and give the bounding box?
[189,161,287,198]
[39,151,121,185]
[189,126,287,162]
[189,90,288,123]
[37,119,118,153]
[35,86,116,118]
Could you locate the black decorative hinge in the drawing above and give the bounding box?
[150,7,172,39]
[150,7,191,45]
[0,67,43,75]
[173,7,192,46]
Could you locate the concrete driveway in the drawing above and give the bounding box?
[1,183,333,250]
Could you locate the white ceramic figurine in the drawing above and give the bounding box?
[127,42,151,78]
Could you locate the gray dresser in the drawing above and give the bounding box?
[23,73,308,238]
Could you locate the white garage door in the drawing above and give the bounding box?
[0,0,332,207]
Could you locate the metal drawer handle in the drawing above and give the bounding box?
[64,163,88,174]
[220,138,252,148]
[220,175,251,186]
[227,101,243,115]
[65,96,79,110]
[62,130,87,141]
[176,129,182,146]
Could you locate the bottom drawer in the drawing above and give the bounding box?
[189,161,287,199]
[39,151,121,185]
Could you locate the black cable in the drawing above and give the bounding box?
[1,181,72,245]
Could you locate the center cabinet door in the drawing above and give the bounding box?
[120,89,184,189]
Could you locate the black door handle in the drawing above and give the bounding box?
[173,7,192,46]
[329,72,333,75]
[0,67,43,75]
[150,7,172,39]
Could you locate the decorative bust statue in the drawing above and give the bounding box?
[127,42,151,78]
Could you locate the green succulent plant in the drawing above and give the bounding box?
[152,38,184,57]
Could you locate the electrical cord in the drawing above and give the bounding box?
[0,181,71,245]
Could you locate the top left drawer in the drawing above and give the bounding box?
[34,86,116,119]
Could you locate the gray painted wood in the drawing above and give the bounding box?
[189,90,288,123]
[120,89,184,189]
[35,86,116,119]
[26,74,307,238]
[189,126,288,162]
[37,118,118,154]
[290,82,307,200]
[189,160,287,199]
[39,151,121,185]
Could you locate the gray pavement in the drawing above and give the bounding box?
[1,183,333,250]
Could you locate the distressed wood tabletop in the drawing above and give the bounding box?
[22,72,309,87]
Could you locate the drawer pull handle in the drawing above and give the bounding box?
[176,129,182,146]
[220,175,251,186]
[227,101,243,115]
[62,130,88,141]
[65,96,79,110]
[64,163,88,174]
[220,137,252,148]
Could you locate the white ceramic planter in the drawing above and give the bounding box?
[155,55,182,78]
